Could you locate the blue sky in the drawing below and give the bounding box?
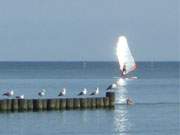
[0,0,179,61]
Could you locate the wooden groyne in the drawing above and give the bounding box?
[0,92,115,112]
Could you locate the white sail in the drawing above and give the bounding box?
[116,36,136,75]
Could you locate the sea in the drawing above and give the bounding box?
[0,62,179,135]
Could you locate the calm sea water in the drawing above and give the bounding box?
[0,62,179,135]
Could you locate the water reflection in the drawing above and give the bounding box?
[113,105,131,135]
[114,79,131,135]
[115,86,128,104]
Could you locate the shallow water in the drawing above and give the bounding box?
[0,62,179,135]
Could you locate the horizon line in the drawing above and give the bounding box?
[0,60,179,62]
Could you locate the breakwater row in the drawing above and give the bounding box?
[0,92,114,112]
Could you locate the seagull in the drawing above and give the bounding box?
[38,89,46,97]
[58,88,66,96]
[106,83,117,90]
[2,90,14,97]
[78,88,87,96]
[16,95,24,99]
[126,97,134,105]
[90,88,99,95]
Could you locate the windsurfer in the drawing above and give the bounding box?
[121,64,127,77]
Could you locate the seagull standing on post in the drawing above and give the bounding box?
[90,88,99,95]
[106,83,117,91]
[16,95,24,99]
[2,90,14,97]
[58,88,66,96]
[38,89,46,97]
[78,88,87,96]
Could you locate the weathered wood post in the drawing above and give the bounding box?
[106,91,115,107]
[103,97,110,107]
[42,99,47,110]
[47,99,56,110]
[66,98,74,109]
[73,98,80,109]
[96,97,104,108]
[12,99,18,111]
[87,98,91,108]
[0,99,7,111]
[7,99,12,111]
[33,99,43,111]
[90,98,96,108]
[59,98,66,109]
[55,99,60,110]
[80,98,88,108]
[27,99,33,111]
[18,99,28,111]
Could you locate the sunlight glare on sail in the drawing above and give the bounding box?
[116,35,135,74]
[116,36,128,59]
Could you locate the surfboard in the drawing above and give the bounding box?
[113,76,138,80]
[124,76,138,80]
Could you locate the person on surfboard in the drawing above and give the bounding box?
[121,64,127,78]
[121,63,137,79]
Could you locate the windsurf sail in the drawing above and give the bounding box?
[116,36,136,75]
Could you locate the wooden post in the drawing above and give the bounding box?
[55,99,60,110]
[18,99,28,111]
[90,98,96,108]
[103,97,110,107]
[0,99,7,111]
[7,99,12,111]
[80,98,88,108]
[106,92,115,107]
[42,99,47,110]
[47,99,56,110]
[12,99,18,111]
[59,99,66,109]
[33,99,43,111]
[27,99,33,111]
[87,98,91,108]
[73,98,80,109]
[66,98,74,109]
[96,98,104,108]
